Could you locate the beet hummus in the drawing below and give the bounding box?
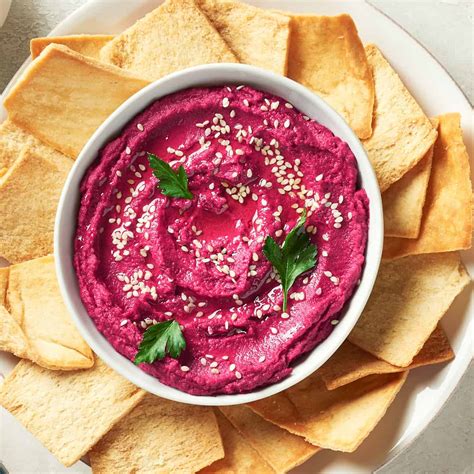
[74,85,369,395]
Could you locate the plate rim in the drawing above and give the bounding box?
[0,0,472,472]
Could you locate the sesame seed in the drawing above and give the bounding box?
[229,364,236,371]
[270,327,278,334]
[222,97,230,108]
[235,371,242,379]
[125,147,131,155]
[180,366,190,372]
[331,320,339,325]
[258,355,266,363]
[137,123,144,131]
[281,312,290,319]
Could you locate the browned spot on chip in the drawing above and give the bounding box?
[220,405,319,472]
[384,113,473,258]
[321,325,453,390]
[286,14,374,139]
[89,394,224,473]
[0,147,72,264]
[362,45,437,192]
[383,118,439,238]
[100,0,238,81]
[196,0,290,75]
[4,254,93,370]
[248,371,407,452]
[200,410,274,473]
[4,44,149,158]
[0,358,145,467]
[30,35,114,60]
[349,252,470,367]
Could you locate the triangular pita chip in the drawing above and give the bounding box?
[362,45,437,191]
[100,0,238,81]
[89,394,224,473]
[200,410,274,473]
[30,34,114,60]
[0,267,29,357]
[286,14,374,139]
[384,113,473,258]
[196,0,290,75]
[0,147,73,263]
[321,325,453,390]
[0,358,145,467]
[349,252,470,367]
[0,120,69,177]
[383,118,439,238]
[248,371,407,452]
[4,44,149,158]
[220,405,319,472]
[4,255,93,370]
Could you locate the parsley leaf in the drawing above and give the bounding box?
[263,211,317,311]
[147,152,193,200]
[134,319,186,365]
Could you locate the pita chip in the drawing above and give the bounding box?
[349,252,470,367]
[362,45,437,191]
[321,325,453,390]
[248,371,407,452]
[0,147,73,263]
[0,120,70,179]
[31,34,114,60]
[89,394,224,473]
[0,358,145,467]
[200,410,274,474]
[100,0,238,81]
[4,255,93,370]
[286,14,374,139]
[220,405,319,473]
[196,0,290,75]
[0,266,29,358]
[384,113,473,258]
[4,44,148,158]
[383,118,439,238]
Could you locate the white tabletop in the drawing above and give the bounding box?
[0,1,472,473]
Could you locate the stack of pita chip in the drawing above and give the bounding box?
[0,0,471,471]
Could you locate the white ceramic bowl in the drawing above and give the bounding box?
[55,63,383,406]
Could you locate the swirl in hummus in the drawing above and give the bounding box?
[74,85,369,395]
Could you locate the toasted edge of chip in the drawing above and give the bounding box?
[89,394,224,473]
[362,44,437,191]
[0,147,73,264]
[349,252,471,367]
[196,0,291,75]
[286,13,374,139]
[5,254,94,370]
[200,409,274,473]
[0,358,146,467]
[248,371,408,452]
[4,44,149,159]
[220,404,319,472]
[383,113,473,258]
[321,325,453,390]
[31,35,115,59]
[382,118,439,238]
[100,0,238,81]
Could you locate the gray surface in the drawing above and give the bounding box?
[0,1,472,473]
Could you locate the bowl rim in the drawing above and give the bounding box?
[55,62,383,406]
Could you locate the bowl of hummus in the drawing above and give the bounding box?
[55,63,383,405]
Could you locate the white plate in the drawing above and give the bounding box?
[0,1,472,472]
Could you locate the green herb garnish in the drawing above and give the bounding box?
[263,211,317,311]
[147,152,193,200]
[134,319,186,365]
